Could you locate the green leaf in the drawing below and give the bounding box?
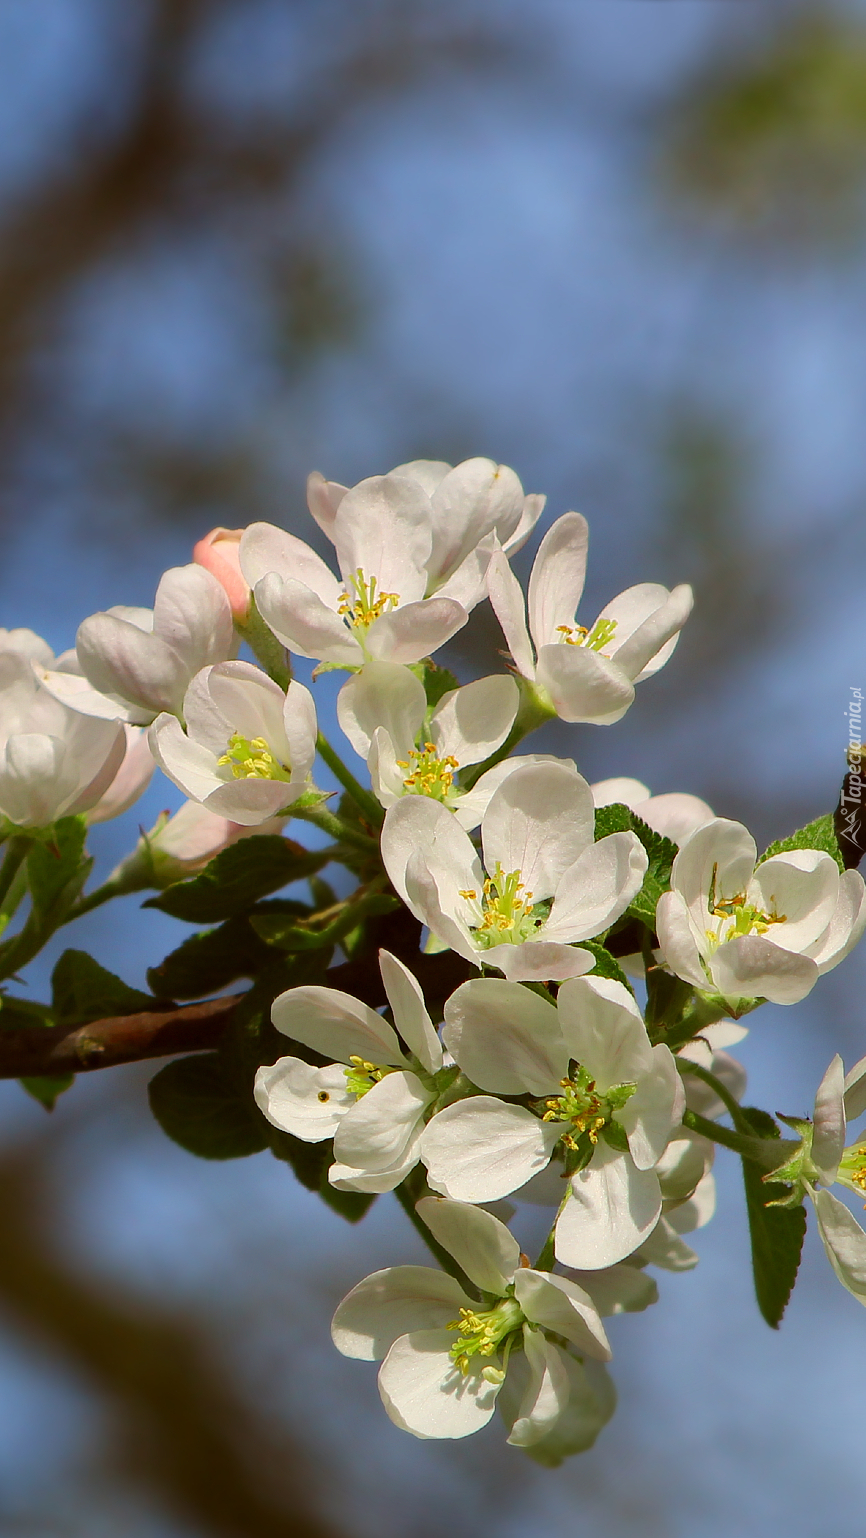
[579,940,634,996]
[51,950,154,1027]
[147,917,274,1000]
[0,995,54,1030]
[267,1127,375,1222]
[20,1074,74,1110]
[740,1105,807,1328]
[148,1052,268,1159]
[594,803,633,838]
[630,814,678,890]
[145,835,330,923]
[421,662,460,711]
[759,812,845,874]
[27,816,91,924]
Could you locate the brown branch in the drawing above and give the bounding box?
[0,949,473,1080]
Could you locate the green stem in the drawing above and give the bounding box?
[315,732,383,827]
[682,1108,799,1171]
[64,877,142,924]
[291,802,378,854]
[393,1169,479,1297]
[235,596,292,691]
[534,1179,572,1271]
[678,1059,753,1135]
[663,993,761,1052]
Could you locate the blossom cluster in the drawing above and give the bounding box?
[2,455,865,1464]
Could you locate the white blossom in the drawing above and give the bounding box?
[420,974,684,1268]
[337,661,553,829]
[255,950,444,1192]
[656,818,866,1006]
[86,726,155,824]
[0,652,126,829]
[108,799,287,889]
[381,760,647,982]
[591,776,715,845]
[331,1195,611,1444]
[487,513,693,725]
[308,456,545,611]
[149,660,316,825]
[240,473,472,670]
[0,627,56,667]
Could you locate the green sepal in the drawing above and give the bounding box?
[601,1120,630,1153]
[145,835,330,923]
[759,812,845,874]
[739,1105,807,1328]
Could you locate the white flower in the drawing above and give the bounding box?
[108,799,287,889]
[420,974,684,1268]
[255,950,444,1192]
[633,1130,718,1272]
[149,660,316,825]
[770,1052,866,1306]
[0,627,56,667]
[0,652,126,829]
[86,726,155,824]
[240,473,472,670]
[591,777,715,845]
[308,456,545,611]
[40,564,235,725]
[487,513,693,725]
[656,818,866,1006]
[331,1195,611,1445]
[381,760,647,982]
[337,661,550,829]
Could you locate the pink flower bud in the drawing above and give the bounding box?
[193,528,250,620]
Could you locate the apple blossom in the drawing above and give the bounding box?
[255,950,446,1193]
[656,818,866,1006]
[149,660,316,825]
[108,799,287,890]
[331,1195,611,1445]
[307,456,545,611]
[41,564,236,725]
[240,473,471,670]
[192,527,251,619]
[487,513,693,725]
[0,651,126,829]
[420,974,684,1268]
[591,776,715,845]
[86,726,155,824]
[381,760,647,982]
[0,627,56,667]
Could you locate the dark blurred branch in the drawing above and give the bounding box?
[0,947,473,1079]
[0,1147,342,1537]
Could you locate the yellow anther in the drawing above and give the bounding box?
[338,568,400,632]
[217,731,292,782]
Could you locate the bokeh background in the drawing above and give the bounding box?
[0,1,864,1532]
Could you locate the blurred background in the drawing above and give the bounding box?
[0,0,865,1531]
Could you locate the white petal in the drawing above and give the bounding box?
[87,725,154,823]
[442,977,567,1095]
[750,851,840,954]
[415,1196,520,1294]
[421,1098,560,1202]
[378,1330,500,1439]
[331,1266,473,1360]
[240,523,342,606]
[431,674,519,768]
[620,1044,685,1171]
[306,472,347,540]
[667,1170,717,1234]
[811,870,866,972]
[505,1330,570,1448]
[76,614,188,718]
[281,680,317,781]
[503,492,545,556]
[381,795,481,915]
[633,792,715,844]
[672,819,757,927]
[555,1144,662,1269]
[454,753,576,832]
[152,563,234,676]
[149,713,222,803]
[513,1270,611,1360]
[334,1071,432,1173]
[564,1263,659,1316]
[844,1052,866,1122]
[813,1189,866,1305]
[486,549,535,680]
[202,778,301,826]
[514,1356,616,1465]
[481,761,595,901]
[634,1215,698,1271]
[591,777,650,809]
[328,1136,423,1193]
[492,940,594,983]
[364,597,468,664]
[526,512,589,649]
[555,975,650,1092]
[602,583,693,682]
[332,473,432,602]
[254,573,360,666]
[428,458,524,587]
[270,985,406,1066]
[655,890,709,991]
[542,832,647,942]
[336,662,425,759]
[378,949,442,1073]
[812,1054,846,1183]
[710,936,818,1006]
[535,644,634,725]
[253,1058,352,1140]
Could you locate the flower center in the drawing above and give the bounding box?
[556,617,618,654]
[446,1294,525,1380]
[706,886,787,948]
[396,742,459,802]
[343,1055,396,1099]
[337,568,400,633]
[461,863,545,949]
[537,1066,636,1148]
[838,1144,866,1199]
[217,732,293,782]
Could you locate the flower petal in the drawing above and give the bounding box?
[526,512,589,650]
[364,597,468,664]
[633,792,714,844]
[270,985,406,1065]
[421,1098,559,1202]
[378,1330,501,1439]
[442,977,567,1094]
[811,870,866,973]
[515,1356,616,1466]
[602,582,693,682]
[431,674,519,768]
[151,563,234,676]
[336,662,425,759]
[672,819,757,927]
[812,1188,866,1305]
[306,472,347,541]
[240,523,342,606]
[655,890,709,991]
[332,473,432,602]
[481,761,595,901]
[254,574,360,666]
[331,1267,473,1360]
[491,940,594,983]
[378,949,442,1074]
[555,1144,661,1269]
[486,549,535,680]
[710,936,818,1005]
[812,1054,846,1184]
[750,851,840,954]
[429,458,524,586]
[844,1052,866,1122]
[253,1058,352,1141]
[555,975,651,1091]
[334,1071,433,1173]
[505,1330,570,1448]
[415,1195,521,1294]
[513,1270,611,1360]
[535,643,634,725]
[619,1043,685,1171]
[542,832,647,942]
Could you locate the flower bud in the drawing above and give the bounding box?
[193,527,250,620]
